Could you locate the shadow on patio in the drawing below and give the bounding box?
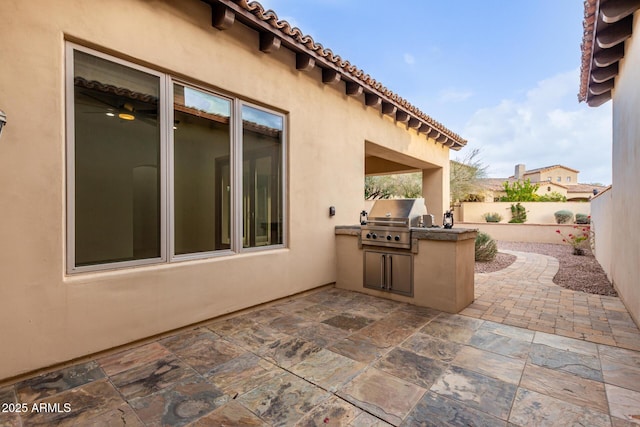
[2,274,640,425]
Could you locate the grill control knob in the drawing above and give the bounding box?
[394,235,401,241]
[366,233,371,239]
[386,235,392,240]
[372,233,377,239]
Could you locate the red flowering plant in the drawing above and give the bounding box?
[556,224,590,255]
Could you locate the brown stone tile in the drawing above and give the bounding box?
[226,323,290,353]
[528,343,602,382]
[109,356,197,399]
[161,329,245,375]
[328,336,388,364]
[268,314,316,335]
[206,352,283,397]
[374,348,446,389]
[100,341,176,378]
[321,313,375,332]
[420,314,484,344]
[401,332,461,363]
[290,349,365,392]
[237,372,330,427]
[129,376,227,427]
[189,400,268,426]
[293,322,350,348]
[21,379,125,427]
[257,336,323,369]
[0,386,20,427]
[509,388,611,426]
[337,368,425,426]
[16,361,105,402]
[206,315,256,337]
[520,363,608,413]
[295,395,364,427]
[533,331,599,356]
[452,346,525,385]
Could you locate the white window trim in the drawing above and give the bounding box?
[65,43,287,274]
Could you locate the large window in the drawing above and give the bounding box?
[67,45,286,273]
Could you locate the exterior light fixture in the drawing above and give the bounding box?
[118,112,135,121]
[443,210,454,229]
[0,109,6,140]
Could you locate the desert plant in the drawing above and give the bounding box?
[556,225,590,255]
[482,212,503,223]
[554,210,574,224]
[508,203,527,223]
[575,213,591,224]
[538,192,567,202]
[475,232,498,262]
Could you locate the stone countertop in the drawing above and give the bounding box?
[335,225,477,241]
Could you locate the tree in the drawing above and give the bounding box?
[500,179,540,202]
[365,173,422,200]
[450,148,488,203]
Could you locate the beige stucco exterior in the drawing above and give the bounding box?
[0,1,456,380]
[592,10,640,326]
[456,202,590,224]
[523,166,578,186]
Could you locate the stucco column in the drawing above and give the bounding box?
[422,165,449,225]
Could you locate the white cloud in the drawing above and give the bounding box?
[403,53,416,65]
[463,69,612,184]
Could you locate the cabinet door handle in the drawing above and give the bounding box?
[380,254,386,289]
[388,255,393,289]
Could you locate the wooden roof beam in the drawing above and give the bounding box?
[591,63,618,83]
[596,15,633,48]
[593,43,625,67]
[365,93,381,107]
[395,111,409,123]
[211,3,235,30]
[322,68,341,84]
[418,123,432,134]
[260,32,281,53]
[589,79,615,95]
[345,82,363,96]
[587,91,612,107]
[381,102,397,115]
[600,0,640,24]
[408,118,421,129]
[296,53,315,71]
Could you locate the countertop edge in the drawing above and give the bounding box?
[335,225,478,241]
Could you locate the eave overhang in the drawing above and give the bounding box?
[579,0,640,107]
[201,0,467,150]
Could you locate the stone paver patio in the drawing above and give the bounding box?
[1,252,640,426]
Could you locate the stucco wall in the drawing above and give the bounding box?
[457,223,581,244]
[457,202,590,224]
[0,1,451,379]
[590,188,613,282]
[610,10,640,327]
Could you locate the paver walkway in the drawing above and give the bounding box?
[461,250,640,351]
[2,284,640,426]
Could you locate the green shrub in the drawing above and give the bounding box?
[475,232,498,262]
[575,213,591,224]
[482,212,503,223]
[538,192,567,202]
[554,210,573,224]
[508,203,527,223]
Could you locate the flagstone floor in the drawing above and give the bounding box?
[1,252,640,426]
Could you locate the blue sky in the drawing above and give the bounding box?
[258,0,612,184]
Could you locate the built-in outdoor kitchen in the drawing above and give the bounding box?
[336,198,477,313]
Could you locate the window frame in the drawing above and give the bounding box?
[66,43,287,274]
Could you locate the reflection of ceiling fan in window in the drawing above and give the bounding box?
[75,77,158,126]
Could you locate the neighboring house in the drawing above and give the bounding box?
[0,1,465,379]
[579,0,640,328]
[471,164,606,202]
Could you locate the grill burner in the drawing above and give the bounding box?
[361,199,427,249]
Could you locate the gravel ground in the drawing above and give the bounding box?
[474,241,617,296]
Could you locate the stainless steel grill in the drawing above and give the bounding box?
[361,199,427,249]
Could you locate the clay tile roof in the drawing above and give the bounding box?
[224,0,466,148]
[579,0,598,103]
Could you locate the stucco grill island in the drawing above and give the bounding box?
[337,199,477,313]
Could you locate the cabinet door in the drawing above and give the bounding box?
[388,253,413,296]
[364,251,386,290]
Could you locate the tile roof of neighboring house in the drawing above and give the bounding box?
[567,183,608,193]
[521,164,580,175]
[203,0,466,149]
[579,0,640,106]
